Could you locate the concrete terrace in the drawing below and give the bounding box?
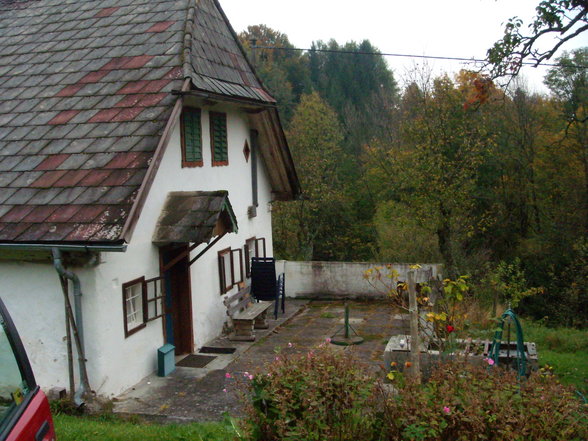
[113,299,409,422]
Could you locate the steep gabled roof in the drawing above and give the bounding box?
[0,0,296,246]
[184,0,275,104]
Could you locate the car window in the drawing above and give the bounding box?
[0,315,30,434]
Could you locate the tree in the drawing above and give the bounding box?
[487,0,588,79]
[309,39,398,154]
[239,25,311,123]
[545,48,588,229]
[272,92,352,260]
[364,71,495,276]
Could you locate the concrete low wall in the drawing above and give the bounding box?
[277,261,442,299]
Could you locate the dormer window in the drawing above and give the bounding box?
[181,107,203,167]
[210,111,228,166]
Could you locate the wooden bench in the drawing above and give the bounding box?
[223,285,273,341]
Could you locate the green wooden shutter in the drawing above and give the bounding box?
[182,108,202,164]
[210,112,228,163]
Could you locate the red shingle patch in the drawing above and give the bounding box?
[142,79,171,93]
[78,170,112,186]
[114,94,145,108]
[78,70,110,84]
[100,56,133,71]
[22,206,59,223]
[101,169,133,186]
[117,80,149,95]
[146,21,175,33]
[122,55,154,69]
[94,7,120,18]
[1,206,35,223]
[104,152,142,169]
[111,107,143,122]
[164,66,183,80]
[91,224,123,240]
[126,152,151,169]
[46,205,81,222]
[48,110,80,125]
[66,223,104,241]
[0,223,32,241]
[101,55,154,71]
[89,108,121,123]
[56,84,84,97]
[35,154,69,171]
[69,205,106,223]
[53,170,90,187]
[42,223,76,241]
[94,206,129,224]
[18,223,52,241]
[31,170,68,188]
[114,92,166,109]
[138,93,167,107]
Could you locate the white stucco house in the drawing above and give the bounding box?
[0,0,299,398]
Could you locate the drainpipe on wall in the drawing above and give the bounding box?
[51,248,91,406]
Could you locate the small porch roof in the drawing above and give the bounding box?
[152,191,237,246]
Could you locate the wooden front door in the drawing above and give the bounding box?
[160,245,193,355]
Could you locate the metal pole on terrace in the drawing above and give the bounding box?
[407,270,422,383]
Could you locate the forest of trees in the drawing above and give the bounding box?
[238,26,587,327]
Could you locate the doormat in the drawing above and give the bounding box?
[177,354,216,368]
[199,346,237,354]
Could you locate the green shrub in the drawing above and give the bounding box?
[241,347,586,441]
[241,344,376,441]
[378,360,587,441]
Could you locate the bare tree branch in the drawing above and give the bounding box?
[486,1,588,80]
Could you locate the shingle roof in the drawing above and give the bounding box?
[0,0,276,244]
[185,0,275,103]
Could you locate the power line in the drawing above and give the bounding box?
[251,45,588,69]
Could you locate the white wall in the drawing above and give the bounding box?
[0,262,70,391]
[280,261,443,299]
[0,103,275,397]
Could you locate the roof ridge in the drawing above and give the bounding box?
[182,0,196,80]
[211,0,274,100]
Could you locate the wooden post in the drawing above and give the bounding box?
[407,270,421,383]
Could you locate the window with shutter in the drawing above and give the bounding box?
[181,107,203,167]
[210,111,228,166]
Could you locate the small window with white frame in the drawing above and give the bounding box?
[232,248,244,285]
[218,248,232,294]
[122,277,146,337]
[255,238,266,258]
[245,237,267,278]
[218,247,244,294]
[145,276,164,322]
[245,237,257,277]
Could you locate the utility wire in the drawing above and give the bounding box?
[251,45,588,69]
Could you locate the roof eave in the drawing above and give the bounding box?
[249,108,301,201]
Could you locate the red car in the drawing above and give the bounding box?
[0,297,56,441]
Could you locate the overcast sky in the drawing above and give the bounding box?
[221,0,588,94]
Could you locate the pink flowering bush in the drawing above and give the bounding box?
[378,360,587,440]
[241,345,375,441]
[240,347,586,440]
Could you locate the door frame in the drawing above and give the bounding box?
[159,244,194,355]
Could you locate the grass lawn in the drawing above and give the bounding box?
[521,320,588,395]
[53,414,239,441]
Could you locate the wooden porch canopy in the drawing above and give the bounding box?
[152,191,238,269]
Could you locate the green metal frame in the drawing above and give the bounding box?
[330,304,364,346]
[489,309,527,377]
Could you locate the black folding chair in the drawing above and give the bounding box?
[251,257,286,319]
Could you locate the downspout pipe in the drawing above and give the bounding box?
[51,248,89,405]
[52,249,84,348]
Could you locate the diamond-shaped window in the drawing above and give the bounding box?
[243,140,250,162]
